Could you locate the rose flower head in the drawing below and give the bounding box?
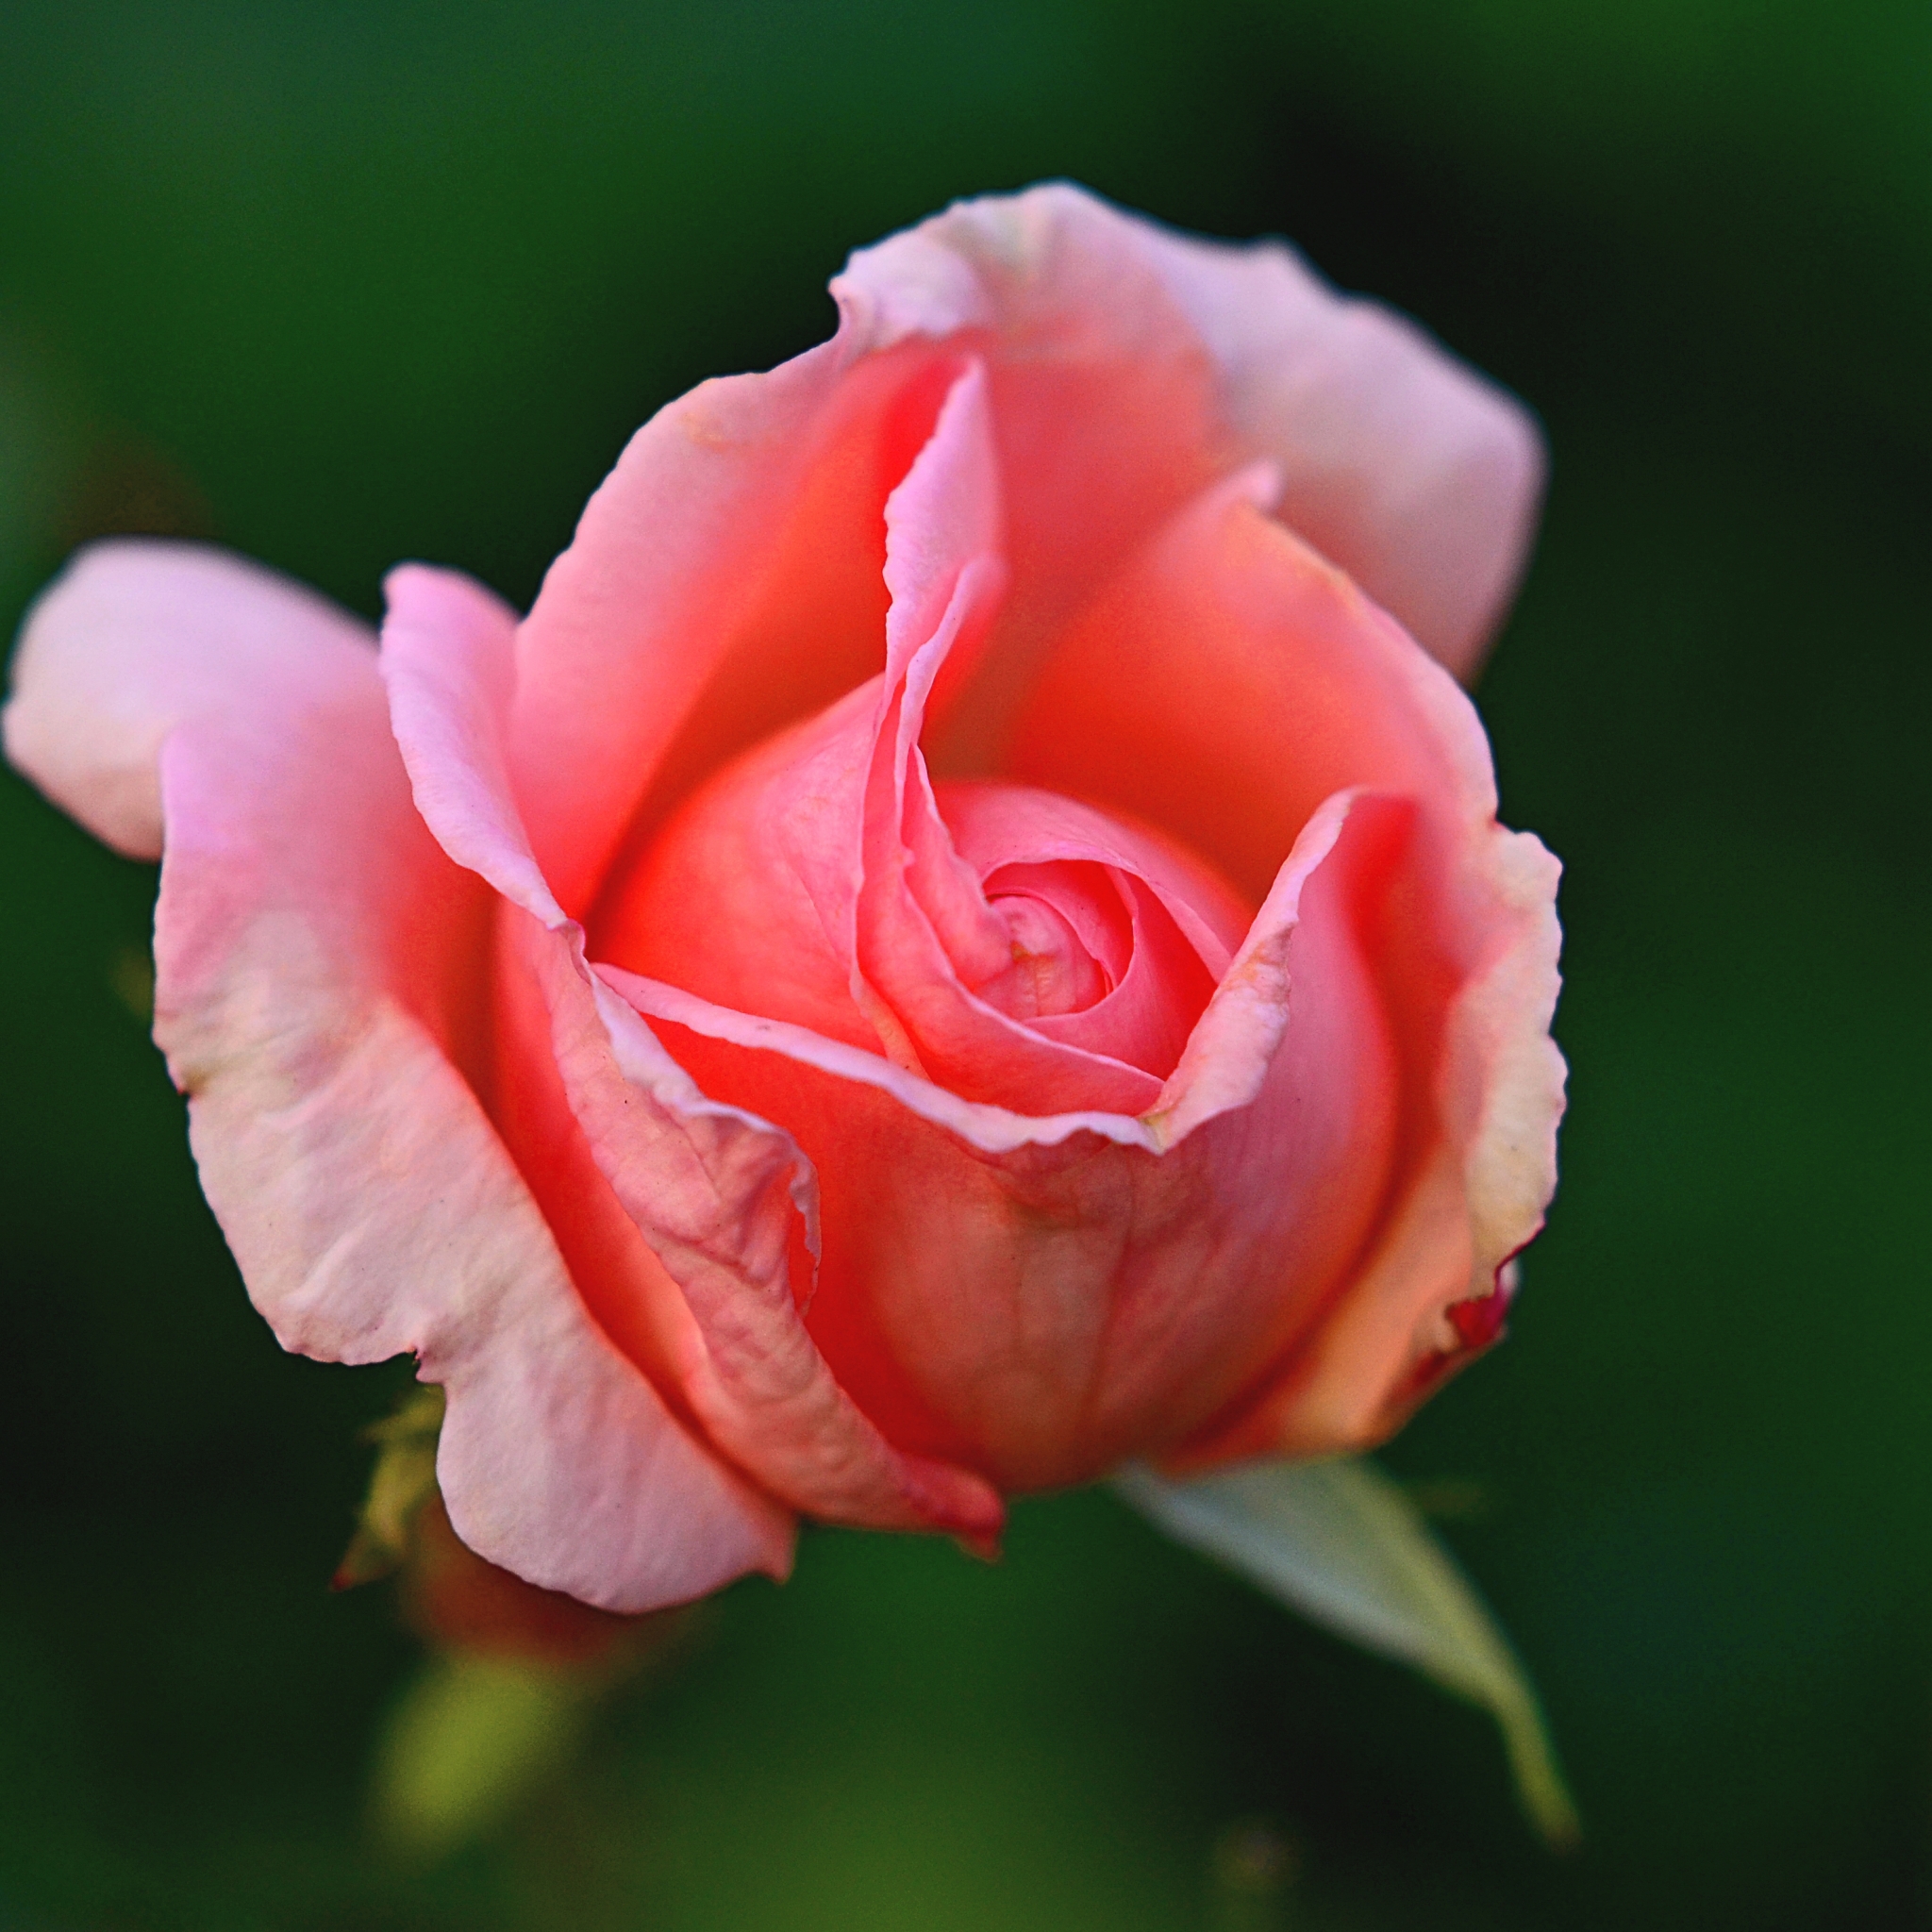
[5,185,1562,1612]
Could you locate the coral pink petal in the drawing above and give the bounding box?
[841,369,1167,1112]
[835,188,1226,659]
[508,330,974,919]
[382,564,1003,1541]
[1125,206,1544,679]
[1008,475,1565,1457]
[602,781,1403,1491]
[836,183,1541,683]
[7,540,790,1611]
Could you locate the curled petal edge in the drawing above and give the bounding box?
[380,562,1004,1541]
[6,539,793,1612]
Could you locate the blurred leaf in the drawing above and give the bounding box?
[1117,1456,1578,1850]
[368,1649,592,1860]
[332,1382,444,1591]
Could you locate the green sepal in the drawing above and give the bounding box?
[333,1383,445,1591]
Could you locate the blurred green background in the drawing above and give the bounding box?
[3,0,1929,1925]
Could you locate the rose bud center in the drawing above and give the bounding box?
[977,863,1121,1022]
[594,713,1252,1118]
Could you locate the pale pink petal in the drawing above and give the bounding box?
[1128,213,1544,680]
[5,540,790,1611]
[4,540,375,858]
[836,182,1543,682]
[382,564,1003,1541]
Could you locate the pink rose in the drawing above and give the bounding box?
[4,185,1562,1611]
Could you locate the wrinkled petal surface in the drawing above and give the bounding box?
[383,563,1004,1542]
[5,541,791,1611]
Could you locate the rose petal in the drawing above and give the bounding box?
[937,778,1241,1077]
[382,563,1004,1541]
[1127,211,1543,680]
[1008,462,1490,900]
[1007,472,1564,1456]
[837,191,1227,657]
[606,779,1403,1492]
[509,336,968,918]
[837,181,1543,682]
[4,538,376,859]
[5,540,791,1611]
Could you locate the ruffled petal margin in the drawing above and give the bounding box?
[836,182,1543,681]
[5,540,792,1611]
[381,563,1006,1545]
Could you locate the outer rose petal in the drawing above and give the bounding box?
[836,182,1543,682]
[1008,474,1565,1456]
[1126,215,1544,681]
[508,339,961,917]
[4,538,371,859]
[3,540,793,1612]
[381,564,1005,1541]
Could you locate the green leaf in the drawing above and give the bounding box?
[1116,1456,1579,1849]
[369,1651,593,1859]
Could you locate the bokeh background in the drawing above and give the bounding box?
[4,1,1929,1925]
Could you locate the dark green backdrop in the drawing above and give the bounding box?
[4,2,1928,1925]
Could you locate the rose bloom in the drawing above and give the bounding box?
[6,186,1561,1611]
